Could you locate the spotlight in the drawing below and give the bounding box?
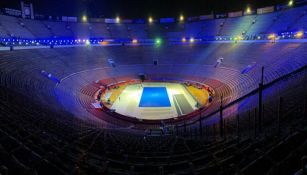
[82,15,87,22]
[189,37,195,43]
[100,41,109,45]
[268,33,277,43]
[85,39,90,46]
[268,33,276,40]
[148,17,153,24]
[132,39,138,44]
[116,16,120,23]
[246,7,251,14]
[182,37,187,42]
[295,31,304,38]
[155,38,161,45]
[288,0,294,7]
[234,36,242,43]
[179,15,184,22]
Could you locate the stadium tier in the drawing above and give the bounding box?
[0,2,307,175]
[0,5,306,40]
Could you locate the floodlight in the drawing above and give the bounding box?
[179,15,184,22]
[132,39,138,44]
[82,15,87,22]
[189,37,195,43]
[246,7,251,14]
[85,39,90,45]
[116,16,120,23]
[148,17,153,23]
[295,31,304,38]
[155,38,161,45]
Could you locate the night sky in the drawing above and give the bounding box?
[0,0,288,18]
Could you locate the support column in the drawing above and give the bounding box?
[184,121,186,137]
[254,108,257,138]
[248,110,251,137]
[199,109,202,137]
[236,114,240,138]
[302,156,307,175]
[303,96,307,119]
[277,97,283,137]
[219,95,224,138]
[258,66,264,133]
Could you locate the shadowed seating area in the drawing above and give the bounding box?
[0,1,307,174]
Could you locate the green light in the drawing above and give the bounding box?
[85,39,90,46]
[155,38,161,45]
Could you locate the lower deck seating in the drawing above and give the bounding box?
[0,68,307,174]
[0,41,306,174]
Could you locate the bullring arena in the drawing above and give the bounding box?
[0,1,307,174]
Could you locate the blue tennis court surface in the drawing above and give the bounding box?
[139,87,171,107]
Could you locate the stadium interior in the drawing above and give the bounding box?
[0,0,307,174]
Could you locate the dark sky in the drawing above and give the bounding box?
[0,0,288,18]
